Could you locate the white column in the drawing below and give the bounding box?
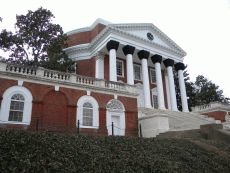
[95,53,104,79]
[167,66,178,111]
[155,62,165,110]
[141,58,152,108]
[177,69,189,112]
[126,54,134,85]
[109,49,117,82]
[106,40,119,82]
[123,45,135,85]
[165,74,171,110]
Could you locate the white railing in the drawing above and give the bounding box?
[43,69,70,81]
[6,63,37,75]
[0,62,137,95]
[192,102,230,112]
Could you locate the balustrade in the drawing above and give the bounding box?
[0,62,137,95]
[6,64,37,75]
[43,70,70,81]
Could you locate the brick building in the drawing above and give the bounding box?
[0,19,222,137]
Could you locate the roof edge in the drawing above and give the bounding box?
[66,18,111,36]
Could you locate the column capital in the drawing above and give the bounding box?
[123,45,135,56]
[175,62,185,71]
[151,54,162,64]
[163,59,174,67]
[137,50,150,60]
[106,40,119,51]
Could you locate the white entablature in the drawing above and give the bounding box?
[64,19,187,62]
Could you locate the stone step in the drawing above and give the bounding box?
[157,129,201,139]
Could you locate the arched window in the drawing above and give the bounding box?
[106,99,125,136]
[77,95,99,128]
[82,102,93,126]
[0,86,33,125]
[9,94,25,122]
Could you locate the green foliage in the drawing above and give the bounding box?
[0,7,73,72]
[174,66,229,110]
[0,129,229,172]
[191,75,229,106]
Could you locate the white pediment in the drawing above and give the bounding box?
[126,30,171,48]
[108,23,186,56]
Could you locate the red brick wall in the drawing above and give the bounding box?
[202,111,227,122]
[67,24,105,47]
[76,57,96,77]
[0,78,138,136]
[0,78,17,96]
[42,91,68,132]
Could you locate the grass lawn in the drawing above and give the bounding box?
[0,128,229,172]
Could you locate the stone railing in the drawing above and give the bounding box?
[0,62,137,95]
[191,102,230,112]
[5,63,37,75]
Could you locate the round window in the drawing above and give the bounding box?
[147,32,154,41]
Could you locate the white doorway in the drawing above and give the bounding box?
[111,115,121,135]
[106,99,125,136]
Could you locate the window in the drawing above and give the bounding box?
[153,95,158,109]
[116,60,124,77]
[150,68,156,83]
[151,88,158,109]
[0,86,33,125]
[77,95,99,128]
[82,102,93,126]
[133,64,142,80]
[9,94,25,122]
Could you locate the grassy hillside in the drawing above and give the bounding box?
[0,129,229,172]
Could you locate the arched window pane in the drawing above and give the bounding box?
[11,94,25,101]
[83,102,93,108]
[9,94,24,122]
[83,102,93,126]
[107,100,124,112]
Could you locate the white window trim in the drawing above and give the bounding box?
[0,86,33,125]
[116,59,124,77]
[106,99,125,136]
[133,64,142,81]
[77,95,99,129]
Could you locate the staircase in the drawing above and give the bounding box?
[138,108,228,138]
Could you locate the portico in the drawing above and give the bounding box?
[96,39,189,112]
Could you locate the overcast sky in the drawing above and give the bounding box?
[1,0,230,97]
